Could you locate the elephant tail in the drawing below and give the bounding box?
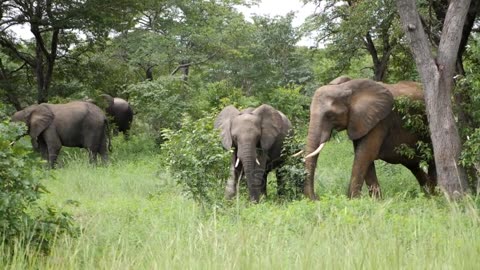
[105,119,113,152]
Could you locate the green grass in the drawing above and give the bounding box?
[2,134,480,269]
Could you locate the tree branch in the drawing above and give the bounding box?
[170,53,217,76]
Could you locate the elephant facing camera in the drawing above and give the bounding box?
[215,104,293,202]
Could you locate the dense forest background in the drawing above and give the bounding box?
[1,0,480,190]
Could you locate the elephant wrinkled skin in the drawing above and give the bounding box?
[12,101,109,168]
[304,77,436,199]
[215,104,292,202]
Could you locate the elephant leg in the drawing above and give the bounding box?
[225,157,242,199]
[98,134,108,164]
[88,150,98,165]
[348,127,386,198]
[365,162,382,198]
[37,138,49,160]
[42,129,61,168]
[406,164,435,195]
[261,171,269,197]
[276,169,287,197]
[123,130,130,140]
[427,163,437,194]
[85,129,107,165]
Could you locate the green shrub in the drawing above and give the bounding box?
[0,106,77,255]
[161,112,230,208]
[454,75,480,191]
[190,80,260,115]
[263,85,310,126]
[275,133,307,201]
[127,78,188,143]
[392,97,433,170]
[460,128,480,192]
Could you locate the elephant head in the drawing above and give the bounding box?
[304,78,394,199]
[215,104,288,202]
[12,104,54,149]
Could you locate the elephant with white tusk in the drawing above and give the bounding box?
[215,104,292,202]
[304,77,436,200]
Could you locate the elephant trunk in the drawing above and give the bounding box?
[304,113,331,200]
[237,142,263,202]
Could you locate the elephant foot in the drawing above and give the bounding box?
[368,185,382,199]
[347,188,362,199]
[225,186,236,200]
[421,184,436,197]
[347,180,364,198]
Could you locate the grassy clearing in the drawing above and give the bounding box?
[2,134,480,269]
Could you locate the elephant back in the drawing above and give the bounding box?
[380,81,424,101]
[113,98,130,111]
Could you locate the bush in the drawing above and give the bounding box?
[127,78,188,143]
[161,112,230,208]
[275,133,307,201]
[0,106,77,255]
[454,75,480,191]
[392,97,433,170]
[190,80,260,115]
[263,85,310,127]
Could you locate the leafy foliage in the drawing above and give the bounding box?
[161,113,230,208]
[263,85,310,127]
[127,78,188,142]
[0,106,77,254]
[276,134,307,201]
[302,0,407,81]
[394,97,429,137]
[393,97,433,170]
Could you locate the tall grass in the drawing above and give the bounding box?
[2,134,479,269]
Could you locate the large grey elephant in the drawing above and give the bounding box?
[100,94,134,138]
[12,101,110,168]
[304,77,435,200]
[215,104,292,202]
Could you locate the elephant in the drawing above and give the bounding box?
[304,77,436,199]
[11,101,110,168]
[100,94,134,138]
[215,104,292,202]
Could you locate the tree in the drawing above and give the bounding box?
[0,0,140,103]
[131,0,251,81]
[303,0,404,81]
[396,0,471,197]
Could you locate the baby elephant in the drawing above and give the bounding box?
[12,101,109,168]
[101,94,134,139]
[215,104,292,202]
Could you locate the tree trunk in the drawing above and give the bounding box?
[396,0,470,198]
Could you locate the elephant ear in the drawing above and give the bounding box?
[214,105,240,149]
[27,104,54,143]
[346,79,394,140]
[253,104,283,150]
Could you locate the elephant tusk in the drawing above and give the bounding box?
[235,158,240,168]
[305,143,326,159]
[256,158,260,165]
[292,150,304,157]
